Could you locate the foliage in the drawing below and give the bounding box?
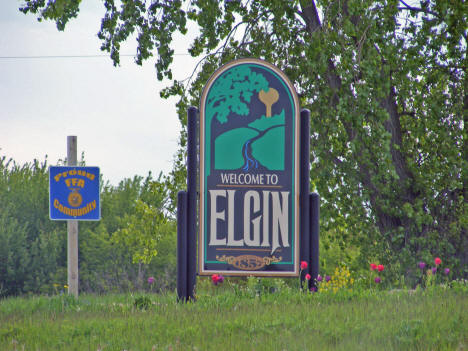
[0,156,65,297]
[318,265,355,293]
[18,1,468,282]
[0,156,176,297]
[112,173,169,265]
[319,226,361,276]
[132,295,152,310]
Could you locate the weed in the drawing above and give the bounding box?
[133,295,152,310]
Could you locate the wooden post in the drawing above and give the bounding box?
[67,136,79,298]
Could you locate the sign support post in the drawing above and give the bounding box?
[177,191,188,301]
[67,135,79,298]
[177,108,198,302]
[186,106,198,300]
[299,109,311,287]
[309,192,320,290]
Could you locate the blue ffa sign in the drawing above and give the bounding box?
[49,166,100,221]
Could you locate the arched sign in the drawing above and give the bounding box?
[199,58,300,276]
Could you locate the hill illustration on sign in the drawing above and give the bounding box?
[205,65,288,173]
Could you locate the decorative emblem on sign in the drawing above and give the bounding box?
[68,188,83,207]
[199,58,300,276]
[216,255,282,270]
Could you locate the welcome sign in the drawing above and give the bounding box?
[49,166,100,220]
[199,58,300,276]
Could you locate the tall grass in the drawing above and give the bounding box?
[1,287,467,351]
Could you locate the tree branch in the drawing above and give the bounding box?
[298,0,322,33]
[398,0,439,18]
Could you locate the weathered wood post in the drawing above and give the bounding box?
[67,135,79,297]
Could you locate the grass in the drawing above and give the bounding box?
[0,286,467,351]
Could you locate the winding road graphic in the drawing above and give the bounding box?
[241,124,284,171]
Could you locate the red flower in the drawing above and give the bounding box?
[305,274,311,281]
[434,257,442,266]
[370,263,377,271]
[211,274,224,285]
[377,264,384,272]
[300,261,308,270]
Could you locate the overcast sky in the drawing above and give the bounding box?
[0,1,197,185]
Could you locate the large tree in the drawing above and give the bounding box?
[21,0,467,280]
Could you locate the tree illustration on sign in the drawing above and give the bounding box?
[258,88,279,117]
[206,65,285,171]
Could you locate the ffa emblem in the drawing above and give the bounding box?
[68,188,83,207]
